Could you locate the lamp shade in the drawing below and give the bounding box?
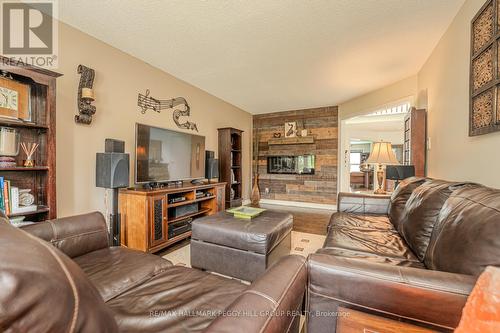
[365,141,399,165]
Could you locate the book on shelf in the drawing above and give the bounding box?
[0,178,34,216]
[3,180,10,215]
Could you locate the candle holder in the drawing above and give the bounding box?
[75,64,96,125]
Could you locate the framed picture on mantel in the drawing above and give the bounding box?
[284,121,297,137]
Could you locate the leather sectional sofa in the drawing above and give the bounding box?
[306,178,500,332]
[0,212,307,333]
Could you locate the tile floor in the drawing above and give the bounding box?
[162,230,326,267]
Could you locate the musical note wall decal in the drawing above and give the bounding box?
[137,89,198,132]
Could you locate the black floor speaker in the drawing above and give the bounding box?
[96,153,130,189]
[205,150,219,181]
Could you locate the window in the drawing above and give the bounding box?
[367,102,411,117]
[350,152,361,172]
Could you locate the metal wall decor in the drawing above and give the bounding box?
[138,89,198,131]
[75,65,96,125]
[470,0,500,136]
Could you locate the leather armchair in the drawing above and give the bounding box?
[1,211,307,333]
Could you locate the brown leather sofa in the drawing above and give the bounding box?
[306,178,500,332]
[0,211,307,333]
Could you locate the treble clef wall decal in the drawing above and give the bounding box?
[137,89,198,132]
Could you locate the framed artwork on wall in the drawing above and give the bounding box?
[284,121,297,137]
[469,0,500,136]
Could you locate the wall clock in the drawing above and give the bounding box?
[0,87,19,111]
[0,76,30,121]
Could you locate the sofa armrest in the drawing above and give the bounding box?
[307,254,475,332]
[337,192,390,215]
[205,255,307,333]
[22,212,109,258]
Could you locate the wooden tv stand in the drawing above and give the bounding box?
[119,182,226,253]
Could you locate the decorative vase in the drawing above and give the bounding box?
[251,174,261,206]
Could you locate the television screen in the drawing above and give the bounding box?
[135,123,205,183]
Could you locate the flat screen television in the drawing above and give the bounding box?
[135,123,205,184]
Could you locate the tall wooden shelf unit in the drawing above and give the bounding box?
[218,127,243,208]
[403,107,427,177]
[0,58,60,221]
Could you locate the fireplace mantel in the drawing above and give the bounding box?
[268,136,314,145]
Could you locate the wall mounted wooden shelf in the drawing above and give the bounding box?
[268,136,314,145]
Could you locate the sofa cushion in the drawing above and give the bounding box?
[400,179,466,261]
[74,246,173,301]
[328,212,396,232]
[107,265,246,332]
[323,225,419,262]
[22,212,110,258]
[425,186,500,276]
[388,177,426,230]
[316,247,424,268]
[0,220,118,333]
[192,211,292,254]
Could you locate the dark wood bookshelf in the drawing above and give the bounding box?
[0,56,61,222]
[0,119,49,129]
[8,205,50,218]
[0,166,49,171]
[218,127,243,208]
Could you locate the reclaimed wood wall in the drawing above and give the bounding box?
[253,106,338,204]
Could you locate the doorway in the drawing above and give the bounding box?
[339,102,409,193]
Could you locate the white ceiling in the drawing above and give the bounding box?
[58,0,464,114]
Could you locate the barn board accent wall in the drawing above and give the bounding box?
[253,107,338,204]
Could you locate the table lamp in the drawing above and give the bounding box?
[366,141,399,194]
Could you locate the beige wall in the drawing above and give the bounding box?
[417,0,500,188]
[56,22,252,218]
[338,75,417,120]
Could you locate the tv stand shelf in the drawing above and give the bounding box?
[119,182,225,253]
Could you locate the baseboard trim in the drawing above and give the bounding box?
[257,199,337,211]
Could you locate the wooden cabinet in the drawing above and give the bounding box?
[336,307,438,333]
[218,127,243,208]
[403,108,427,177]
[119,182,225,253]
[149,195,167,248]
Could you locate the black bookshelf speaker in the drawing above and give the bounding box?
[96,153,130,189]
[205,151,219,180]
[105,138,125,153]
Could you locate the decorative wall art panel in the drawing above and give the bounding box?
[472,88,494,129]
[473,1,493,54]
[470,0,500,136]
[472,46,494,91]
[497,86,500,124]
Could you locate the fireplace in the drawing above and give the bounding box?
[267,155,315,175]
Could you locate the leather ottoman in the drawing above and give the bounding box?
[191,210,293,281]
